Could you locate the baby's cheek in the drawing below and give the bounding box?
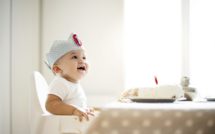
[86,64,89,71]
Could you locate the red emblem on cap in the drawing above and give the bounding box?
[73,34,82,46]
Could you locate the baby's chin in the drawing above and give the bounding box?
[77,70,88,77]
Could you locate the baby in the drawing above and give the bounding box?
[45,33,93,121]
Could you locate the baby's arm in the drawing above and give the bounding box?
[45,94,89,121]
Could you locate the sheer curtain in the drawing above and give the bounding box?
[189,0,215,97]
[124,0,215,97]
[124,0,181,89]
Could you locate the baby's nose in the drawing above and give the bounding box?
[78,58,85,63]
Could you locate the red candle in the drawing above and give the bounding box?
[154,76,158,85]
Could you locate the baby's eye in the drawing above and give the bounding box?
[83,56,86,60]
[71,56,78,59]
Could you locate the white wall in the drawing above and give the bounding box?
[0,1,11,133]
[0,0,40,133]
[11,0,40,133]
[42,0,124,106]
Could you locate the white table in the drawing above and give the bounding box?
[86,101,215,134]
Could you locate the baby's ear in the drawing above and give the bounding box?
[52,65,61,73]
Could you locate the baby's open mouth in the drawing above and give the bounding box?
[77,66,86,71]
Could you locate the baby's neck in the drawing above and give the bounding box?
[57,74,80,83]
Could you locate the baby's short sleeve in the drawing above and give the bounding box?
[48,77,69,101]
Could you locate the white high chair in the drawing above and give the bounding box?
[31,71,93,134]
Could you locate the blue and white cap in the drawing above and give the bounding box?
[46,33,84,69]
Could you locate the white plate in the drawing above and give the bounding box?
[205,97,215,101]
[129,98,175,103]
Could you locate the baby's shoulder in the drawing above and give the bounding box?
[49,76,68,89]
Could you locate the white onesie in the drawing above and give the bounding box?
[48,75,87,109]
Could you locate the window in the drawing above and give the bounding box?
[124,0,181,88]
[189,0,215,97]
[124,0,215,97]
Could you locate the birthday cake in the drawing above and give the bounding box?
[137,85,184,99]
[120,85,184,100]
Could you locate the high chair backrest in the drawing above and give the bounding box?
[33,71,49,114]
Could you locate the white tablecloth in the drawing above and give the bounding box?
[86,101,215,134]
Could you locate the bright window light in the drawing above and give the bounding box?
[190,0,215,97]
[124,0,182,88]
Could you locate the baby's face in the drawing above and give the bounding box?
[56,49,89,83]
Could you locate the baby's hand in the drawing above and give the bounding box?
[73,108,89,121]
[85,107,95,116]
